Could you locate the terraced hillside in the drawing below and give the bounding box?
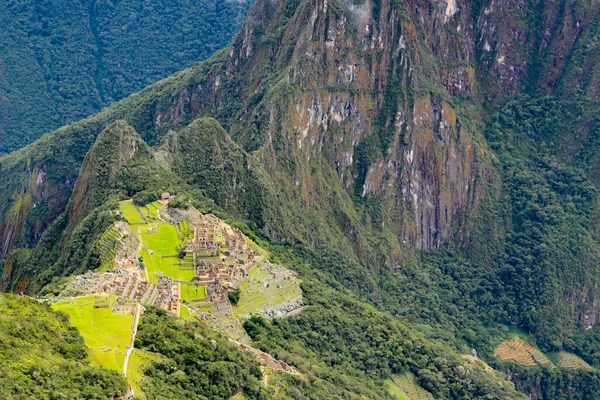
[47,197,303,396]
[494,337,552,367]
[386,373,435,400]
[556,351,595,371]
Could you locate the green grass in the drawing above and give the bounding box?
[52,295,134,371]
[388,373,435,400]
[180,219,191,237]
[127,349,166,397]
[179,304,197,320]
[119,200,146,224]
[95,226,123,271]
[181,284,206,302]
[386,378,411,400]
[140,202,162,220]
[177,268,196,282]
[141,222,181,284]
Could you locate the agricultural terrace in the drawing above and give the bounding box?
[555,351,595,370]
[119,200,146,224]
[386,373,435,400]
[126,349,166,397]
[494,337,552,367]
[52,294,134,371]
[49,197,303,394]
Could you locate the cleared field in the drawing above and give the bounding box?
[494,337,552,367]
[180,304,197,320]
[52,295,134,371]
[176,267,196,282]
[556,351,594,370]
[386,379,411,400]
[141,223,181,284]
[388,373,435,400]
[234,264,302,318]
[181,283,206,302]
[127,349,166,398]
[119,200,146,224]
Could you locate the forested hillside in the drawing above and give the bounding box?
[0,294,126,398]
[4,0,600,398]
[0,0,251,155]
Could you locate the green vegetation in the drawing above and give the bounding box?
[133,308,266,399]
[0,0,251,155]
[180,283,206,302]
[91,225,122,271]
[179,304,197,320]
[51,294,134,371]
[387,373,435,400]
[234,264,302,318]
[141,222,182,284]
[0,294,126,398]
[4,0,600,398]
[126,349,166,398]
[119,200,146,224]
[228,287,241,305]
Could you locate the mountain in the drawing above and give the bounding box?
[3,0,600,398]
[0,0,252,155]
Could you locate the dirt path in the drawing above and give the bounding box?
[123,303,142,377]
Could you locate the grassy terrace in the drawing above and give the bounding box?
[119,200,146,224]
[52,294,134,372]
[181,283,206,302]
[141,223,182,284]
[127,349,166,397]
[179,304,197,320]
[386,373,435,400]
[96,226,122,271]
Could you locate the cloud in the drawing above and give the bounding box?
[345,0,372,26]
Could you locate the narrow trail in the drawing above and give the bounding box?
[123,303,141,377]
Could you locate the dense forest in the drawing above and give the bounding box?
[0,0,251,155]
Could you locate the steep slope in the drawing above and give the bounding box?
[1,120,177,293]
[0,0,252,155]
[2,116,526,399]
[0,294,127,398]
[0,0,495,258]
[4,0,600,397]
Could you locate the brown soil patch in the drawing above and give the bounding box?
[494,337,552,367]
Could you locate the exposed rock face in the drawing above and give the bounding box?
[3,0,600,271]
[145,0,492,250]
[476,0,600,99]
[0,160,73,256]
